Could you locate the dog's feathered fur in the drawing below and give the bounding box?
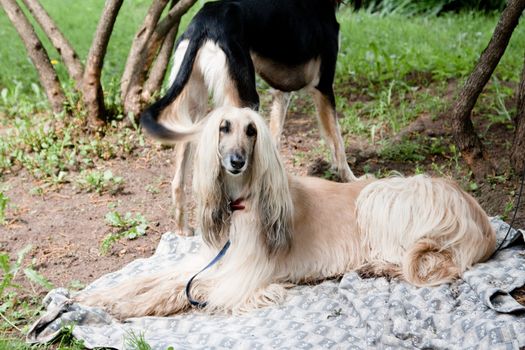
[77,107,496,319]
[140,0,355,235]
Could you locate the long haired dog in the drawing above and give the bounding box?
[140,0,356,236]
[77,107,496,320]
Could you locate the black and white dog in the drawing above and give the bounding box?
[141,0,356,235]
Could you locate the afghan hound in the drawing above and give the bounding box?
[76,107,496,320]
[140,0,356,236]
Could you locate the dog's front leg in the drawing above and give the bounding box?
[75,273,192,319]
[171,141,194,236]
[75,251,215,319]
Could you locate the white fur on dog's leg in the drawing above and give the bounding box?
[171,142,194,236]
[75,251,214,319]
[76,282,190,320]
[205,281,287,315]
[269,90,292,147]
[236,283,287,313]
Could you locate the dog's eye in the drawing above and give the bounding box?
[219,120,231,134]
[246,124,257,137]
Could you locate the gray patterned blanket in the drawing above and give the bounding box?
[27,218,525,349]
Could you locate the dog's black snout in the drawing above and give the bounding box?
[230,154,245,169]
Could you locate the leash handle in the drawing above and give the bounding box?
[185,240,231,308]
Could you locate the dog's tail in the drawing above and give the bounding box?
[140,34,205,143]
[401,238,460,286]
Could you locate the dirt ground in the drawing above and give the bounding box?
[1,91,524,321]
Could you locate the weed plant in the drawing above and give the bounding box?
[75,169,124,195]
[100,211,149,254]
[0,192,8,225]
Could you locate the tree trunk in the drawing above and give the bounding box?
[511,50,525,174]
[120,0,170,109]
[122,0,197,117]
[21,0,84,89]
[142,18,179,102]
[153,0,197,40]
[0,0,66,113]
[83,0,124,128]
[450,0,525,178]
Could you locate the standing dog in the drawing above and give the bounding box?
[140,0,356,236]
[78,107,496,319]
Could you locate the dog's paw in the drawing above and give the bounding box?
[358,173,376,180]
[74,292,113,309]
[75,293,137,320]
[175,227,195,237]
[337,166,358,183]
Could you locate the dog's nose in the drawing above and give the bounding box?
[230,154,245,169]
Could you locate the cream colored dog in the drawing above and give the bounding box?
[77,107,496,319]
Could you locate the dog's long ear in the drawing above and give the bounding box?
[193,110,230,249]
[249,109,293,256]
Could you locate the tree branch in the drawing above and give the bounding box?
[82,0,124,127]
[0,0,66,113]
[120,0,170,106]
[153,0,197,39]
[140,0,197,69]
[142,20,179,102]
[511,49,525,174]
[450,0,525,178]
[20,0,84,89]
[136,0,197,91]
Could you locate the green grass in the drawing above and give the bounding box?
[337,9,525,83]
[0,326,86,350]
[1,246,51,348]
[378,136,448,162]
[125,330,153,350]
[1,4,523,93]
[331,9,524,147]
[0,245,87,350]
[0,0,203,94]
[0,1,137,92]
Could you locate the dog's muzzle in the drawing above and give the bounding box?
[226,153,246,175]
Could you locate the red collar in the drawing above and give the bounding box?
[230,198,245,211]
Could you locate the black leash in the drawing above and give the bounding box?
[185,240,231,308]
[491,164,525,256]
[185,198,244,308]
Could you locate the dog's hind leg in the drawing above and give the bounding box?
[311,88,356,182]
[311,42,356,182]
[217,40,259,109]
[195,40,252,108]
[171,141,194,236]
[165,55,207,236]
[269,90,292,147]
